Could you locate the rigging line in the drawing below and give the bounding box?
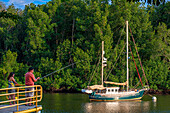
[87,45,102,86]
[115,25,126,49]
[105,42,126,81]
[134,77,143,88]
[129,44,143,86]
[87,57,101,86]
[39,60,84,80]
[109,25,126,60]
[128,25,149,87]
[134,68,145,88]
[113,23,125,33]
[105,25,125,74]
[134,74,146,88]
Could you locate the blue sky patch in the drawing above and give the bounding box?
[1,0,51,9]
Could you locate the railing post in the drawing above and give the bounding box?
[36,86,38,110]
[17,87,19,111]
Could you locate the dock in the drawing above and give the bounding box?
[0,85,43,113]
[0,105,42,113]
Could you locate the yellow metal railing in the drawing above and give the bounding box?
[0,85,42,112]
[6,84,26,99]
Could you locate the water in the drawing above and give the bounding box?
[39,93,170,113]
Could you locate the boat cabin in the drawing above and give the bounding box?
[106,87,120,94]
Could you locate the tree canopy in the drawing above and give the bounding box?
[0,0,169,91]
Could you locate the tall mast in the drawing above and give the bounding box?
[101,41,104,86]
[126,21,129,92]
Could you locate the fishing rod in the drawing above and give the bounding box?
[39,60,84,80]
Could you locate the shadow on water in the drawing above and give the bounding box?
[39,93,170,113]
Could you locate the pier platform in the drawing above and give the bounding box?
[0,85,43,113]
[0,105,42,113]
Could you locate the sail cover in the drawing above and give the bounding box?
[104,81,127,86]
[87,85,106,90]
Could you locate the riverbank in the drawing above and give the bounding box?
[43,89,170,95]
[147,89,170,95]
[43,88,82,93]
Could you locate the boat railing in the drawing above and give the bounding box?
[0,85,42,112]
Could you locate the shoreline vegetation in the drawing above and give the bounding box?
[43,89,170,95]
[0,1,169,93]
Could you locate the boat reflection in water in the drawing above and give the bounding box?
[83,101,150,113]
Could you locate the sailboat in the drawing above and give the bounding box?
[82,21,149,101]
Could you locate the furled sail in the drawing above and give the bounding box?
[87,85,106,90]
[104,81,127,86]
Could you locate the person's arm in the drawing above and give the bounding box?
[12,77,18,84]
[31,74,40,82]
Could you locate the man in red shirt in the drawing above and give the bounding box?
[25,67,40,106]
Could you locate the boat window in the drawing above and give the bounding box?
[108,89,110,92]
[102,89,106,93]
[112,89,114,92]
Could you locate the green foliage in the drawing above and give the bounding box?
[144,58,169,90]
[0,0,169,91]
[0,50,17,79]
[148,2,170,29]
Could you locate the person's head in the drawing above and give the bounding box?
[7,72,15,80]
[28,67,34,73]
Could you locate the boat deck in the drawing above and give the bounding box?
[0,105,42,113]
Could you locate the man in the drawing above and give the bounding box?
[25,67,40,106]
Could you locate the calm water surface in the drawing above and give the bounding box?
[39,93,170,113]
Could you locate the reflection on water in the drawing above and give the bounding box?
[83,101,150,113]
[153,100,157,108]
[39,93,170,113]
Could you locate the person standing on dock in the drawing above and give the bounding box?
[7,72,18,105]
[25,67,40,106]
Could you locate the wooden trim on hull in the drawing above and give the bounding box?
[90,97,142,102]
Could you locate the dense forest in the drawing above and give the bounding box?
[0,0,169,92]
